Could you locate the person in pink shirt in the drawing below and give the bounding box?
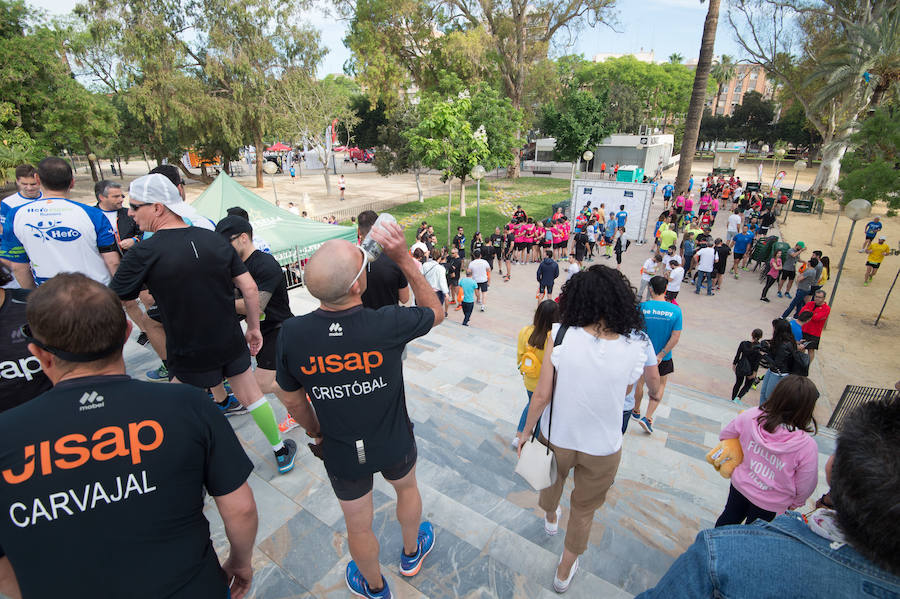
[515,220,528,263]
[715,375,819,526]
[710,196,720,224]
[551,220,564,260]
[698,194,710,215]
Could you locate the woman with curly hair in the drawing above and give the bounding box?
[516,265,663,593]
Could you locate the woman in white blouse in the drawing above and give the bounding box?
[517,265,662,593]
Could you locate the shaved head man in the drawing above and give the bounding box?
[304,240,369,304]
[276,217,443,598]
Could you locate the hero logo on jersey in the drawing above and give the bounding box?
[24,220,83,242]
[328,323,343,337]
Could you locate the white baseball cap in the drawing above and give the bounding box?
[128,173,210,227]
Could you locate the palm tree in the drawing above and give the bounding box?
[809,5,900,111]
[668,52,684,64]
[675,0,720,196]
[710,55,737,115]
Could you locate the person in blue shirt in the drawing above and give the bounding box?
[604,214,617,258]
[662,182,674,208]
[632,276,682,435]
[615,205,628,231]
[789,311,811,342]
[458,270,478,325]
[650,179,659,200]
[687,175,694,193]
[636,397,900,599]
[860,216,882,252]
[730,225,755,277]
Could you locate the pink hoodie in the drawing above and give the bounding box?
[720,407,819,513]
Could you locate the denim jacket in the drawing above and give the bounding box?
[636,512,900,598]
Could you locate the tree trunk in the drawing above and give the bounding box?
[253,133,264,188]
[82,138,99,182]
[810,141,847,194]
[175,161,212,184]
[459,175,467,217]
[661,109,669,133]
[116,157,123,179]
[415,171,423,202]
[142,150,151,171]
[675,0,720,195]
[322,150,332,195]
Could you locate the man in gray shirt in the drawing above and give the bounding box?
[783,256,819,319]
[777,241,806,298]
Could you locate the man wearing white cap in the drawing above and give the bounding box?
[0,157,120,288]
[110,173,298,474]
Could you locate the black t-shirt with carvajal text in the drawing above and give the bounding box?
[276,305,433,479]
[243,250,293,334]
[360,254,408,310]
[0,375,252,598]
[110,227,248,372]
[0,289,52,412]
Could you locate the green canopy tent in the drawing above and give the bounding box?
[191,173,356,266]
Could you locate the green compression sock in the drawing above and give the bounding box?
[247,398,283,451]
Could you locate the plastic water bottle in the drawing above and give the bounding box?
[360,213,397,262]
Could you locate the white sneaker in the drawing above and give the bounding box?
[511,435,520,449]
[480,304,486,312]
[544,506,562,536]
[553,556,579,593]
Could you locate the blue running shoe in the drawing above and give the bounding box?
[146,363,169,380]
[400,521,435,577]
[275,439,297,474]
[216,395,248,417]
[638,416,654,434]
[346,561,391,598]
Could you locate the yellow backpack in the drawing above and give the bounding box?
[519,345,542,379]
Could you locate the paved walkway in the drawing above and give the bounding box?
[120,279,834,598]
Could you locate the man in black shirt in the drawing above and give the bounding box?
[358,211,409,309]
[0,273,258,598]
[489,227,504,275]
[276,222,443,599]
[445,247,462,308]
[713,237,732,291]
[110,174,297,474]
[0,265,51,411]
[452,226,466,260]
[216,216,292,393]
[758,207,776,236]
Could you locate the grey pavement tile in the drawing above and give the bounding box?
[665,437,712,462]
[258,509,347,590]
[407,344,426,356]
[457,376,488,393]
[246,473,303,542]
[659,407,722,433]
[245,563,314,599]
[412,337,442,350]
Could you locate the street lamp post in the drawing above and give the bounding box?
[773,147,786,182]
[783,160,806,224]
[262,161,279,204]
[471,164,486,233]
[87,152,101,179]
[582,150,594,175]
[829,199,872,310]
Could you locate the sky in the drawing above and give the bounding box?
[30,0,746,77]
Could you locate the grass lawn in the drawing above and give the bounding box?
[378,177,571,246]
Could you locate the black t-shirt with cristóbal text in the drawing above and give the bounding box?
[110,227,248,372]
[0,375,252,598]
[0,289,51,412]
[276,305,433,478]
[243,250,293,334]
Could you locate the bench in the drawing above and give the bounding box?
[532,169,553,176]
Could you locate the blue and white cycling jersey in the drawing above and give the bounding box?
[0,191,42,228]
[0,198,117,285]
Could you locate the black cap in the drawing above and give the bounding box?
[216,215,253,238]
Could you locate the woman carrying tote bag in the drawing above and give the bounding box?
[516,265,663,594]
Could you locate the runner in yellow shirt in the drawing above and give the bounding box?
[864,236,891,286]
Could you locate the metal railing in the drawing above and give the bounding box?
[827,385,899,432]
